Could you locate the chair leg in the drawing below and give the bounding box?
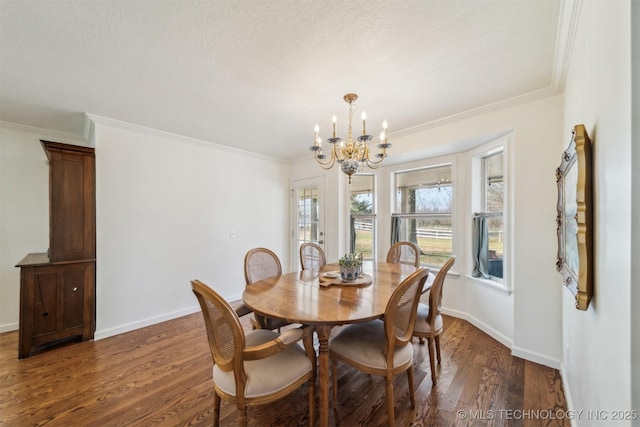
[407,365,416,408]
[213,391,221,427]
[302,327,317,381]
[308,379,315,427]
[249,317,260,330]
[331,357,340,426]
[435,335,442,364]
[427,337,437,385]
[385,377,396,427]
[239,406,248,427]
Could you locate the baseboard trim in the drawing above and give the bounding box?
[441,307,512,349]
[94,305,201,340]
[560,362,577,427]
[441,307,560,369]
[0,322,18,334]
[512,345,560,369]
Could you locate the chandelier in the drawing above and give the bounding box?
[309,93,391,183]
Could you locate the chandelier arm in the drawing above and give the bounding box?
[316,158,336,170]
[361,143,370,161]
[369,153,387,164]
[365,158,383,169]
[314,150,336,169]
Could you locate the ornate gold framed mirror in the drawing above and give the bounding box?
[556,124,593,310]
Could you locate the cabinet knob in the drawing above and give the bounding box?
[73,287,78,292]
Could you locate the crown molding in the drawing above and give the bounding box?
[390,86,558,139]
[84,113,288,164]
[551,0,582,92]
[0,120,89,145]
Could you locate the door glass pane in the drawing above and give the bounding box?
[297,186,319,245]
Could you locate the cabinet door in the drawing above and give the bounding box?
[48,149,96,261]
[31,270,58,337]
[61,266,85,330]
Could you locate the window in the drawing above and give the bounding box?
[350,174,375,260]
[472,150,504,280]
[393,164,453,267]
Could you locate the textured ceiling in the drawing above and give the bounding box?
[0,0,564,161]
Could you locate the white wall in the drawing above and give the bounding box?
[292,94,564,367]
[0,117,291,339]
[561,0,632,421]
[92,117,291,338]
[0,124,87,332]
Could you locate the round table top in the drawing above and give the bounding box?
[242,261,421,326]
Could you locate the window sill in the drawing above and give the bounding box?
[466,275,512,295]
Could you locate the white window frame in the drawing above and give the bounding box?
[391,159,458,271]
[468,134,513,293]
[349,173,377,261]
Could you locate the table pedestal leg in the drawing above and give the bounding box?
[316,325,333,427]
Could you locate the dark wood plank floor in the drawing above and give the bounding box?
[0,312,568,426]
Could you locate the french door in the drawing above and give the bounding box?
[292,177,324,271]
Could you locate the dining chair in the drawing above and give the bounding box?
[299,242,326,271]
[386,241,421,268]
[191,280,316,427]
[243,247,290,331]
[412,256,456,385]
[329,267,429,427]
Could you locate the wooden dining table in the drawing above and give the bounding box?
[242,261,425,427]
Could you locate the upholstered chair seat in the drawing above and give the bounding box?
[329,320,413,369]
[213,329,313,399]
[413,303,443,335]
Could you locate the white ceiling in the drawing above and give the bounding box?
[0,0,567,161]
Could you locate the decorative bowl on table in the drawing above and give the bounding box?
[339,266,361,282]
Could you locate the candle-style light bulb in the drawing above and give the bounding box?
[382,120,388,141]
[314,124,320,146]
[332,115,337,137]
[361,111,367,135]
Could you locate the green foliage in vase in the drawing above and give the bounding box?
[338,253,363,267]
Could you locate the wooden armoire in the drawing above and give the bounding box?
[16,140,96,359]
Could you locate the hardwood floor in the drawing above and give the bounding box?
[0,313,568,426]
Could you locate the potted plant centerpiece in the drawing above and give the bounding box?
[338,252,363,282]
